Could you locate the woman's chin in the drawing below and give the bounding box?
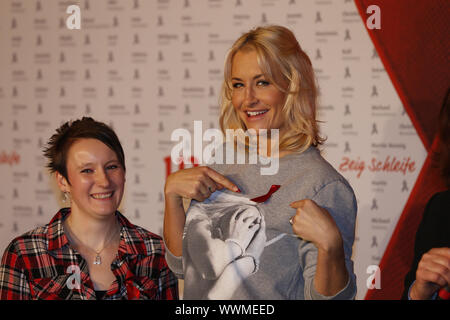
[89,203,120,217]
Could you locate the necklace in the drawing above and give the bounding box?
[64,220,121,265]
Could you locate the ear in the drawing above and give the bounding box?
[55,171,70,193]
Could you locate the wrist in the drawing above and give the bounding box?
[164,177,182,201]
[164,189,183,206]
[410,281,436,300]
[317,232,344,256]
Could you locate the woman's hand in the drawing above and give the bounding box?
[289,199,342,253]
[290,199,349,296]
[164,166,239,203]
[410,247,450,300]
[163,166,239,257]
[227,208,261,251]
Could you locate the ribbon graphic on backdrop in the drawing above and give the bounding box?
[355,0,450,299]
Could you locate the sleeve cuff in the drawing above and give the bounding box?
[307,273,357,300]
[408,281,438,300]
[163,239,184,279]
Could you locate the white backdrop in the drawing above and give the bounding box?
[0,0,426,300]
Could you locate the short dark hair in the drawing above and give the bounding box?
[43,117,126,183]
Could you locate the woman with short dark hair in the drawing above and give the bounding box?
[0,117,178,300]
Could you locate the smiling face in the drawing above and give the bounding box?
[56,138,125,220]
[231,49,286,133]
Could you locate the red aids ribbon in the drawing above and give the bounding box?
[250,185,281,203]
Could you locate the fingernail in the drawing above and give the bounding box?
[236,187,241,193]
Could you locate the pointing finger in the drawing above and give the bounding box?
[205,167,240,193]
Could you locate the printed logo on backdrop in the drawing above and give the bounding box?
[345,29,351,41]
[339,155,416,178]
[1,0,424,300]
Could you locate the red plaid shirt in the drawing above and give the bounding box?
[0,208,178,300]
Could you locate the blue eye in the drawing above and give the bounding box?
[81,168,93,173]
[232,82,243,89]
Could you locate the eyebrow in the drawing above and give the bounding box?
[231,74,264,81]
[77,159,119,169]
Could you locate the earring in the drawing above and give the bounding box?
[62,192,70,204]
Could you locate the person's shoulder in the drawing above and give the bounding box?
[4,224,49,256]
[425,189,450,217]
[131,224,164,243]
[429,189,450,205]
[288,147,352,189]
[119,217,166,256]
[136,227,169,258]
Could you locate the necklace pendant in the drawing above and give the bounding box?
[94,254,101,265]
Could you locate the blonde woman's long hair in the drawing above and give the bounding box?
[219,25,324,153]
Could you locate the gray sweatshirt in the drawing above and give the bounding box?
[165,146,357,299]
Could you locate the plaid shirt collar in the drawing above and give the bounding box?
[47,208,149,259]
[1,208,178,300]
[42,208,158,300]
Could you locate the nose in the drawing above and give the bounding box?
[95,169,111,188]
[243,86,258,107]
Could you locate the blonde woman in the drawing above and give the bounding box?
[164,25,357,300]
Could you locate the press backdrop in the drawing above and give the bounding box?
[0,0,429,299]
